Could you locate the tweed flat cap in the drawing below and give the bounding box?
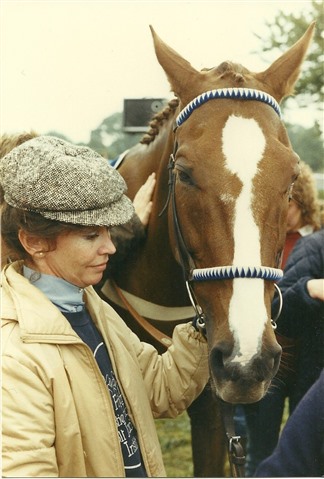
[0,136,134,227]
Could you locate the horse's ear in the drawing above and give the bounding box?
[256,22,316,102]
[149,25,199,101]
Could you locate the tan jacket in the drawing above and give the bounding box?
[1,262,209,477]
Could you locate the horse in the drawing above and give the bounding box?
[100,23,315,477]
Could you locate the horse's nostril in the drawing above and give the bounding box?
[210,342,282,385]
[210,343,235,380]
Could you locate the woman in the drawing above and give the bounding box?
[1,135,209,477]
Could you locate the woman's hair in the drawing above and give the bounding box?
[1,203,84,261]
[0,131,38,159]
[292,161,321,231]
[1,132,40,265]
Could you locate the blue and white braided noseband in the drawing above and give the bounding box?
[191,265,283,282]
[176,87,282,127]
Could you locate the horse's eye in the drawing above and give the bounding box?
[176,166,193,185]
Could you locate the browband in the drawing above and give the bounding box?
[176,87,281,126]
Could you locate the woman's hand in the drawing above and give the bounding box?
[133,173,156,226]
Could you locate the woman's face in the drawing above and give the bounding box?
[286,199,303,233]
[34,226,116,288]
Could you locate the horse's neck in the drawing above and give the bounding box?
[115,122,190,307]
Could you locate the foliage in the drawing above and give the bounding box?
[87,112,143,160]
[255,0,323,110]
[45,130,72,142]
[255,2,324,173]
[287,121,324,172]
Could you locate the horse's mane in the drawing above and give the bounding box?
[140,98,179,145]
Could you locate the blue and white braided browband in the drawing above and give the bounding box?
[191,265,283,282]
[176,88,282,126]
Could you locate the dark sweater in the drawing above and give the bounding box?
[254,369,324,477]
[63,309,147,477]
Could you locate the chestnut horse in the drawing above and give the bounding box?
[100,24,315,476]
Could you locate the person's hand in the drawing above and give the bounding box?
[133,173,156,226]
[307,278,324,301]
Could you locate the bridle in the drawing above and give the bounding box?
[160,87,284,336]
[160,86,285,478]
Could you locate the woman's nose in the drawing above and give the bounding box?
[99,229,116,255]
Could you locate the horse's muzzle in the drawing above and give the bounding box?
[209,342,282,403]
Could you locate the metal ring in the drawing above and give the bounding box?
[229,436,242,452]
[271,283,283,329]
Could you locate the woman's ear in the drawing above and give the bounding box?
[18,229,48,258]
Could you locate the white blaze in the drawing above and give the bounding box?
[222,115,267,365]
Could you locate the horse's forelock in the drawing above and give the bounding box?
[202,61,250,85]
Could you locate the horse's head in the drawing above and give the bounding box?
[150,23,315,403]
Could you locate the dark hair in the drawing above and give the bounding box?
[290,160,321,231]
[1,203,85,260]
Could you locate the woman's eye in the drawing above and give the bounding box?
[84,233,99,240]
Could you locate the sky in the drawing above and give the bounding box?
[0,0,317,144]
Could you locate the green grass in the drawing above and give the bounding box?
[155,413,194,477]
[155,401,290,477]
[155,412,231,477]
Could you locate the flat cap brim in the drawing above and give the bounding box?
[39,194,134,227]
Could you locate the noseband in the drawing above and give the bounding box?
[160,88,283,335]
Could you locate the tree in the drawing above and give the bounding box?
[46,130,72,142]
[255,0,323,110]
[254,1,323,174]
[87,112,142,160]
[287,122,323,172]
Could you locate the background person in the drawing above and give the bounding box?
[254,369,324,477]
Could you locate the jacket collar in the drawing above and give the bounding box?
[2,261,83,343]
[23,265,85,313]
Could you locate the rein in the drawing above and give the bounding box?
[110,279,173,347]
